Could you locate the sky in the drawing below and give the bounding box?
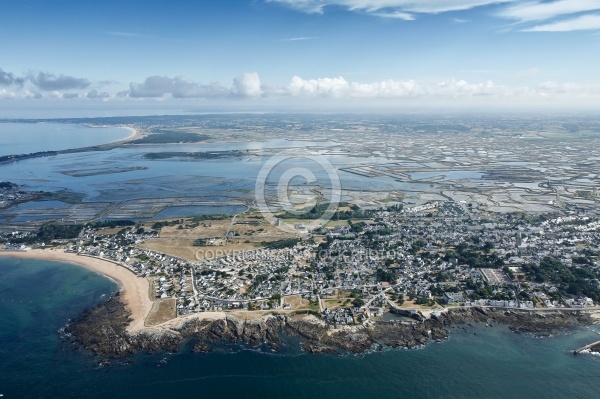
[1,0,600,117]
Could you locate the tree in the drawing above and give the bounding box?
[352,298,365,308]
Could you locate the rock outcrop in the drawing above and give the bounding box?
[63,297,593,358]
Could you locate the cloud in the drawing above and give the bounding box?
[267,0,516,18]
[30,72,90,91]
[0,88,14,98]
[523,13,600,31]
[0,68,25,86]
[499,0,600,23]
[129,75,235,98]
[3,68,600,109]
[280,36,319,41]
[269,0,600,33]
[283,75,600,101]
[86,89,110,99]
[287,76,354,97]
[370,11,415,20]
[129,76,174,97]
[171,77,228,98]
[285,75,502,98]
[232,72,262,97]
[532,81,600,97]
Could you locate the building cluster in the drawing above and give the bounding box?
[3,197,599,324]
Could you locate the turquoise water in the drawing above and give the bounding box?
[1,257,600,398]
[0,122,129,157]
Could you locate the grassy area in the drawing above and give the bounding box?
[145,298,177,326]
[324,220,350,228]
[398,297,443,310]
[308,300,320,312]
[283,295,310,310]
[323,298,352,309]
[139,214,301,260]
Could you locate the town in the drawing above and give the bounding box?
[2,114,600,327]
[3,196,599,327]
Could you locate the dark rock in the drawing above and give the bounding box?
[63,298,594,358]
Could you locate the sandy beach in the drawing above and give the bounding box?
[0,249,152,332]
[0,249,232,333]
[115,126,143,143]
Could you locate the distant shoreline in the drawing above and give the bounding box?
[113,125,142,143]
[79,124,143,145]
[0,124,142,165]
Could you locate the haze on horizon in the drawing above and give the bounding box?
[1,0,600,118]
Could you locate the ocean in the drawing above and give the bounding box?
[1,257,599,399]
[0,123,130,157]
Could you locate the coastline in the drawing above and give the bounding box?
[0,249,152,332]
[62,299,599,358]
[0,249,231,332]
[115,125,143,143]
[0,124,143,165]
[2,249,599,358]
[86,124,139,143]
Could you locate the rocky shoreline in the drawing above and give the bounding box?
[62,295,594,359]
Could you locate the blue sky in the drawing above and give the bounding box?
[1,0,600,116]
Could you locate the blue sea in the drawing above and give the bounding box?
[0,122,130,157]
[1,257,600,399]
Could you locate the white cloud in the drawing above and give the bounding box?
[269,0,600,33]
[128,74,261,99]
[500,0,600,22]
[171,77,228,98]
[266,0,516,20]
[523,13,600,31]
[129,76,228,98]
[370,10,415,19]
[233,72,262,97]
[280,36,319,41]
[0,88,17,98]
[284,75,600,102]
[268,0,516,17]
[286,76,503,98]
[3,68,600,109]
[288,76,351,97]
[126,74,519,101]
